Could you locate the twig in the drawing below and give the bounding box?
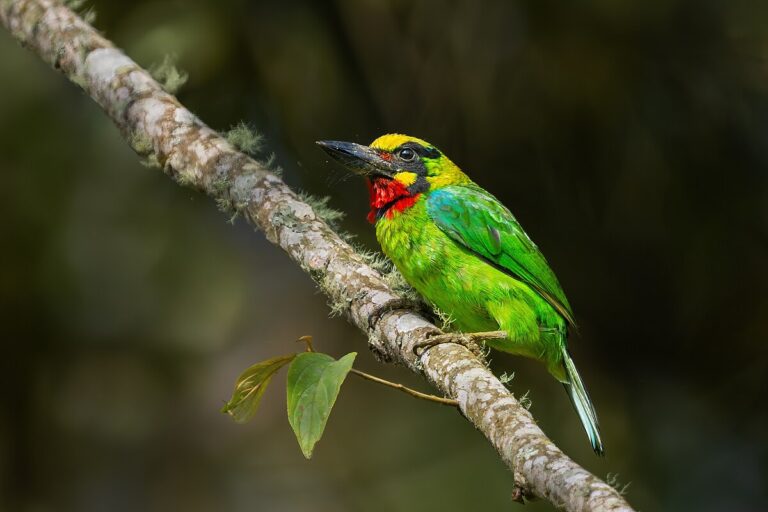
[297,335,315,352]
[303,334,458,406]
[350,369,459,407]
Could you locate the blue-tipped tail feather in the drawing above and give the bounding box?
[562,350,604,456]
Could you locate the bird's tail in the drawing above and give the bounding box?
[561,349,604,456]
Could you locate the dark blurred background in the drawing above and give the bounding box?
[2,0,767,510]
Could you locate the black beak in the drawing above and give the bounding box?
[316,140,396,178]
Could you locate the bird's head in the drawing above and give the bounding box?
[317,134,470,223]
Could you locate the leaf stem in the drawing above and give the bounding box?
[349,369,458,407]
[297,335,315,352]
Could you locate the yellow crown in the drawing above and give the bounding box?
[369,133,430,151]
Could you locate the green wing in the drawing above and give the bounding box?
[427,185,576,327]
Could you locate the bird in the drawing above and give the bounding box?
[317,133,603,455]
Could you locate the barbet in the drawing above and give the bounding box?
[318,134,603,455]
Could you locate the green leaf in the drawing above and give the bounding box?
[222,354,296,423]
[287,352,357,459]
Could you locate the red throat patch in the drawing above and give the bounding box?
[366,178,420,223]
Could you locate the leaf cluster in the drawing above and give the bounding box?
[222,338,356,459]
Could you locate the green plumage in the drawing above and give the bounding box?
[317,134,604,454]
[377,186,569,372]
[378,187,603,454]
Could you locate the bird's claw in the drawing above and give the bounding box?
[413,330,507,359]
[367,298,432,330]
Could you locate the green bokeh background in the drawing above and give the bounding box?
[1,0,767,510]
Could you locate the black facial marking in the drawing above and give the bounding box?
[397,141,441,158]
[390,142,442,175]
[407,177,429,195]
[421,145,442,159]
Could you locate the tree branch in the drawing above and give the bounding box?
[0,1,635,510]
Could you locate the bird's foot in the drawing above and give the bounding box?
[368,298,433,330]
[413,330,507,359]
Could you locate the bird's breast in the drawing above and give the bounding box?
[375,199,454,288]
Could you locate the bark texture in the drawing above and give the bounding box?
[0,1,635,510]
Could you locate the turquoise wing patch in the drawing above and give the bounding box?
[427,185,576,327]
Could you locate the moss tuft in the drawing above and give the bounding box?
[130,131,153,154]
[226,122,264,156]
[606,473,631,496]
[64,0,87,9]
[498,372,515,386]
[129,132,161,169]
[262,152,283,177]
[223,124,283,177]
[518,390,532,410]
[297,192,345,228]
[318,273,350,318]
[215,196,233,213]
[139,154,161,169]
[358,248,391,274]
[327,298,349,318]
[81,6,96,24]
[382,267,423,305]
[149,54,188,95]
[427,305,452,331]
[65,0,97,24]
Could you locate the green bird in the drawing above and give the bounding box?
[317,134,603,455]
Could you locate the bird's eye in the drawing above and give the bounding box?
[397,147,416,161]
